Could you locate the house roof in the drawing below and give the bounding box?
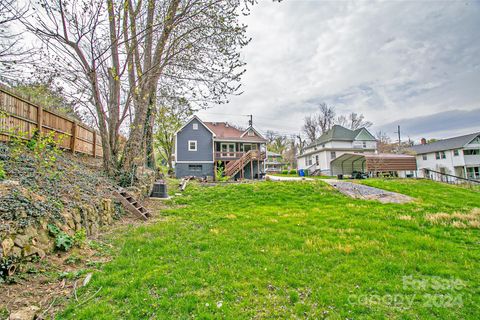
[410,132,480,155]
[307,125,376,148]
[267,151,282,157]
[176,115,216,136]
[204,122,267,142]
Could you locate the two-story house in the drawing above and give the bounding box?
[297,125,377,175]
[410,132,480,180]
[174,116,267,179]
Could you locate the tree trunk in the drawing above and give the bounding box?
[144,90,157,169]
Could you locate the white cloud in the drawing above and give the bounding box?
[197,0,480,139]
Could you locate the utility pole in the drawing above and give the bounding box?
[394,125,401,153]
[248,114,253,127]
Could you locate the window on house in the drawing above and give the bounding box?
[192,123,198,130]
[322,144,325,148]
[188,164,202,172]
[464,149,480,155]
[453,149,459,156]
[315,155,319,165]
[247,130,254,136]
[362,141,367,148]
[308,157,313,166]
[331,151,336,159]
[305,158,308,166]
[422,154,427,160]
[188,140,197,151]
[435,151,446,159]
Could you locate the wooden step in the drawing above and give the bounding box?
[113,190,150,220]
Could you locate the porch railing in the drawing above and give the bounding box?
[214,151,245,160]
[215,151,267,160]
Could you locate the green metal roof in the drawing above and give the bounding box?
[307,125,376,148]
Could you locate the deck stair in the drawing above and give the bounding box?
[224,150,265,179]
[113,190,151,220]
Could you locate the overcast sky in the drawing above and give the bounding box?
[197,0,480,142]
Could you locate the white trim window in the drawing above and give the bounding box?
[422,154,427,160]
[192,123,198,130]
[188,140,197,151]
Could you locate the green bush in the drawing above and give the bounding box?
[289,169,297,175]
[48,224,74,251]
[0,161,5,181]
[281,170,289,174]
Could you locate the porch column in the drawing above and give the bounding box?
[257,159,260,179]
[214,161,217,181]
[251,161,254,179]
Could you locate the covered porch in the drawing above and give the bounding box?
[214,141,266,161]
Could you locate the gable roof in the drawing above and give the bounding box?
[204,122,267,142]
[307,125,376,148]
[410,132,480,155]
[176,115,216,136]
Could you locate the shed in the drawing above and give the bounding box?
[330,153,417,176]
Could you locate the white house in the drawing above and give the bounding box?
[410,132,480,180]
[297,125,377,175]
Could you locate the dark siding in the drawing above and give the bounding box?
[176,119,213,162]
[175,163,215,178]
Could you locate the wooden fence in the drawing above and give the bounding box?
[0,87,103,157]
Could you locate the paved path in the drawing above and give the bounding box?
[323,180,413,203]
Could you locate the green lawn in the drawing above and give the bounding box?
[60,179,480,319]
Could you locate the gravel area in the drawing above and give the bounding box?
[323,180,413,203]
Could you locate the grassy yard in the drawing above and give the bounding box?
[60,179,480,319]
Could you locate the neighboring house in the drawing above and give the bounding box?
[297,125,377,175]
[265,151,287,173]
[410,132,480,180]
[174,116,267,179]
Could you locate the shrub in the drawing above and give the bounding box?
[48,224,74,251]
[281,170,289,175]
[289,169,297,175]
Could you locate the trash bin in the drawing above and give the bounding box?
[150,180,168,198]
[299,169,305,177]
[337,174,343,180]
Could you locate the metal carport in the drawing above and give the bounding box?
[330,153,417,176]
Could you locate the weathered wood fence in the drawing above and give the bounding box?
[0,87,102,157]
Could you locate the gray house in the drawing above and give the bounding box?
[174,116,267,179]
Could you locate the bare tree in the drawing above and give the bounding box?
[302,115,318,143]
[317,102,336,134]
[337,112,372,130]
[376,130,394,153]
[0,0,32,82]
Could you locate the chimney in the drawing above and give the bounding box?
[421,138,427,145]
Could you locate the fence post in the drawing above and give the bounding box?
[71,122,77,153]
[37,105,43,136]
[92,130,97,157]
